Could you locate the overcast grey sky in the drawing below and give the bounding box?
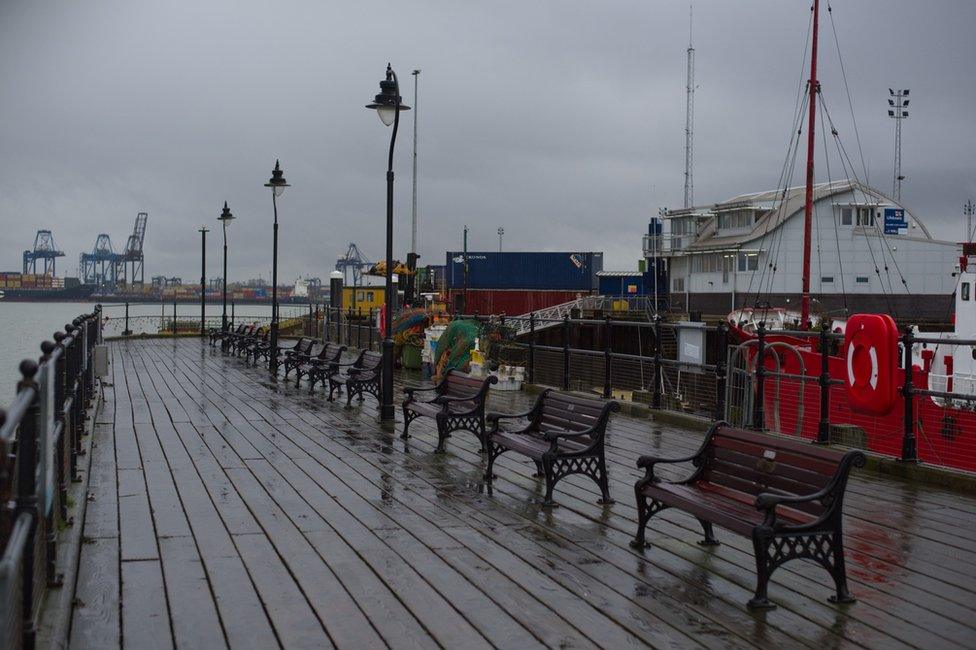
[1,0,974,283]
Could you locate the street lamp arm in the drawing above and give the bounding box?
[388,68,401,174]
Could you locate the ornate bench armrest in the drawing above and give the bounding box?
[404,379,443,397]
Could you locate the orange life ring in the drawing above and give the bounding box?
[844,313,899,416]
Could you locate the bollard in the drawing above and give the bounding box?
[123,301,131,336]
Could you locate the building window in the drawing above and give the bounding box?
[856,207,875,227]
[691,254,722,273]
[672,277,684,292]
[821,276,834,283]
[856,276,870,284]
[737,253,759,272]
[963,282,971,302]
[840,208,853,226]
[717,210,754,230]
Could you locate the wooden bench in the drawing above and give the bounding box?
[228,324,259,354]
[276,337,315,377]
[630,422,866,609]
[241,328,270,363]
[483,389,619,507]
[402,371,498,453]
[296,342,346,390]
[327,350,382,405]
[209,323,244,347]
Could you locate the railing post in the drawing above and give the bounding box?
[308,302,313,337]
[714,322,728,421]
[603,315,612,399]
[231,301,235,329]
[52,332,68,523]
[816,322,831,444]
[357,307,363,349]
[562,315,570,391]
[123,301,131,336]
[901,327,918,462]
[652,317,662,409]
[347,307,353,346]
[39,339,60,586]
[368,309,374,351]
[528,313,536,385]
[173,299,177,336]
[15,359,40,649]
[754,321,767,431]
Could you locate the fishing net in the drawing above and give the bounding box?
[392,308,430,347]
[433,319,481,379]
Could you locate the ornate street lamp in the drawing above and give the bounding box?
[264,160,289,373]
[366,63,410,421]
[198,225,209,336]
[217,202,234,349]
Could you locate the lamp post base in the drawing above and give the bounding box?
[380,337,395,421]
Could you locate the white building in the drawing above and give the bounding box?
[652,180,960,321]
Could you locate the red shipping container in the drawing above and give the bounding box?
[447,289,588,316]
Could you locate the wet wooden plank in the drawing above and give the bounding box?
[69,537,120,648]
[159,536,227,649]
[121,560,172,650]
[234,532,333,649]
[118,468,158,561]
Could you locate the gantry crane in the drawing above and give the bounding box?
[80,234,122,287]
[335,243,371,287]
[23,229,65,276]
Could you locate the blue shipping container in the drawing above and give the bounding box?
[445,251,602,290]
[598,272,649,296]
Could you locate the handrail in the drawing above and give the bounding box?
[0,306,101,650]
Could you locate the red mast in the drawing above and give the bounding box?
[800,0,820,328]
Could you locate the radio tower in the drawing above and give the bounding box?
[888,88,909,201]
[683,5,695,208]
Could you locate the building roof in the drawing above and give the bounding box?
[670,179,936,252]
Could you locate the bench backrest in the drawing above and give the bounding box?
[317,342,345,361]
[700,426,848,517]
[536,390,618,442]
[358,351,383,371]
[443,371,492,400]
[296,338,315,354]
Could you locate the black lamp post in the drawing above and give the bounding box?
[366,63,410,421]
[265,160,289,373]
[198,225,209,336]
[218,202,234,348]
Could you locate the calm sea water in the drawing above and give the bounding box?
[0,301,314,404]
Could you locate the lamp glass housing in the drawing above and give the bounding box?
[377,106,396,126]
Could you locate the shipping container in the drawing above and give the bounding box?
[445,251,602,291]
[597,271,651,296]
[447,289,588,316]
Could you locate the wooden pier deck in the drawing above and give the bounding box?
[63,337,976,648]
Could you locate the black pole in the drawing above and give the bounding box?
[816,321,831,444]
[901,328,918,462]
[200,227,207,336]
[603,315,612,398]
[15,360,39,648]
[221,217,229,349]
[270,191,280,374]
[528,313,536,384]
[562,315,570,391]
[715,322,728,421]
[173,299,177,336]
[652,317,662,409]
[754,321,767,430]
[357,306,363,349]
[379,71,402,422]
[123,301,131,336]
[368,308,374,351]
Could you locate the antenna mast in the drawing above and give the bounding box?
[800,0,820,328]
[683,5,695,208]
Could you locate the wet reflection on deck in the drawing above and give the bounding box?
[67,338,976,648]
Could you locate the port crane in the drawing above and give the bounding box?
[23,229,65,276]
[80,234,122,288]
[335,243,371,287]
[117,212,148,286]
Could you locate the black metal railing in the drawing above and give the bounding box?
[0,307,101,650]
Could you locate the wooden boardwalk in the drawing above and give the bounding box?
[64,338,976,649]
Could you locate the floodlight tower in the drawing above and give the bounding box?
[683,5,695,208]
[888,88,909,201]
